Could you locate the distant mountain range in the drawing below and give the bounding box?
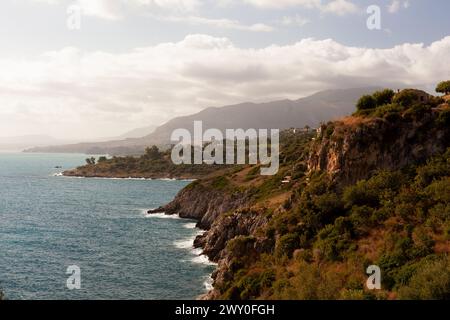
[24,87,380,155]
[0,135,71,152]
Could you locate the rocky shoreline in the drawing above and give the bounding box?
[147,184,266,299]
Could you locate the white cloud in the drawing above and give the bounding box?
[281,14,310,27]
[158,15,274,32]
[242,0,358,15]
[1,35,449,138]
[30,0,202,20]
[321,0,358,15]
[388,0,410,14]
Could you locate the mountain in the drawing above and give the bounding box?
[25,87,380,155]
[116,125,157,139]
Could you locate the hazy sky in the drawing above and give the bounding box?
[1,0,449,140]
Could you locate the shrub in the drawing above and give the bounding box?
[393,90,419,107]
[436,108,450,127]
[316,218,354,261]
[356,95,376,111]
[373,89,395,106]
[371,103,403,118]
[403,103,432,121]
[349,205,375,232]
[398,255,450,299]
[276,233,300,258]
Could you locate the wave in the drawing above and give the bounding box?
[203,275,214,291]
[183,222,197,229]
[143,212,182,220]
[191,248,217,266]
[174,238,195,249]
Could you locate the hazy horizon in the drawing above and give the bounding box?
[1,0,450,141]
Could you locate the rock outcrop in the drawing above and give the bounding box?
[308,109,449,186]
[148,183,250,229]
[148,182,274,299]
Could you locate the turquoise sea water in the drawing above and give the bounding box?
[0,153,215,300]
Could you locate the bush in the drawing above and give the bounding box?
[371,103,403,118]
[373,89,395,106]
[276,233,300,258]
[393,90,419,107]
[398,255,450,299]
[356,95,376,111]
[403,103,432,121]
[316,217,354,261]
[437,108,450,127]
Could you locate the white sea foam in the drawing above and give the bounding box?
[144,212,181,220]
[191,248,217,266]
[183,222,197,229]
[174,238,194,249]
[204,276,214,291]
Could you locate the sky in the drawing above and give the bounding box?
[0,0,449,140]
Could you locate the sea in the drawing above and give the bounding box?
[0,152,215,300]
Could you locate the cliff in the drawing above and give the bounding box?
[308,108,450,186]
[148,90,450,300]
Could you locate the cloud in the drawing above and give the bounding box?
[242,0,358,15]
[388,0,410,14]
[157,15,274,32]
[280,14,310,27]
[30,0,202,20]
[1,34,449,138]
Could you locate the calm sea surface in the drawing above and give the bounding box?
[0,153,214,300]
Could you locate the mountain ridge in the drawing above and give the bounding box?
[25,87,380,155]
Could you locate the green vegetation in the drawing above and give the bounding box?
[353,86,448,120]
[210,84,449,300]
[65,145,236,179]
[219,148,450,300]
[436,80,450,95]
[356,89,395,112]
[356,94,377,111]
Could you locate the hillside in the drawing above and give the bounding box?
[25,87,379,155]
[149,88,450,300]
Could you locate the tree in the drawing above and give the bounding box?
[373,89,395,106]
[356,95,376,111]
[436,81,450,95]
[85,157,96,165]
[98,156,108,163]
[145,145,162,160]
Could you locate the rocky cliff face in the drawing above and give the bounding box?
[148,182,274,299]
[308,109,449,186]
[148,182,250,229]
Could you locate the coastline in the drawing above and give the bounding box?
[145,208,218,299]
[59,172,197,182]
